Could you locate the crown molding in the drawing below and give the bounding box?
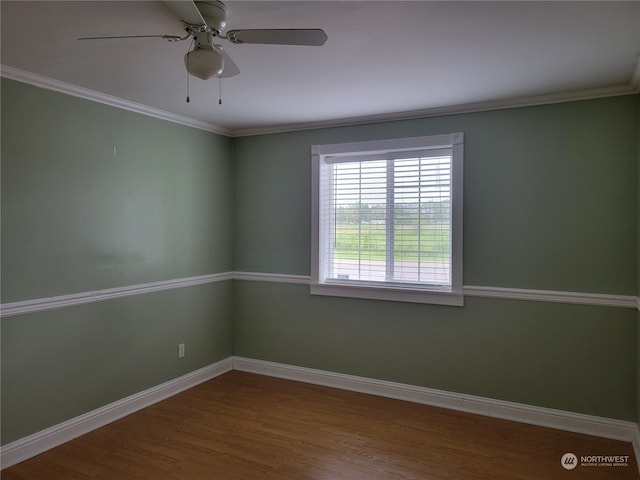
[231,84,639,137]
[0,65,231,136]
[3,65,637,139]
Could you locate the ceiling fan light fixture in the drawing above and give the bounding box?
[184,46,224,80]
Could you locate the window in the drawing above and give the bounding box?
[311,133,463,306]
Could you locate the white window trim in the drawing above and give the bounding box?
[311,133,464,306]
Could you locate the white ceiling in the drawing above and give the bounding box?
[2,1,639,136]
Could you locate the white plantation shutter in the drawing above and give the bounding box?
[312,134,463,306]
[322,150,452,286]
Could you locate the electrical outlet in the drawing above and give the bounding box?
[178,343,185,358]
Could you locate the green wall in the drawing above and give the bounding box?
[0,79,234,443]
[233,95,639,421]
[1,282,232,443]
[1,78,639,447]
[1,80,233,301]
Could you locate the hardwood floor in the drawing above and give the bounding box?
[2,371,638,479]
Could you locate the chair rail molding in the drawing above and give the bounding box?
[2,271,638,317]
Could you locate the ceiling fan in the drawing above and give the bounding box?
[78,0,328,81]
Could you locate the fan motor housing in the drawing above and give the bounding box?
[195,0,227,33]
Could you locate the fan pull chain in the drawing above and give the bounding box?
[186,38,194,103]
[186,69,190,103]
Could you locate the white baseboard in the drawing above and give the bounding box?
[232,356,638,444]
[2,355,638,473]
[0,358,232,469]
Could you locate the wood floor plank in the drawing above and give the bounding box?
[2,371,638,479]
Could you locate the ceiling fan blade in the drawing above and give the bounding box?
[78,34,183,41]
[220,49,240,78]
[225,29,327,46]
[163,0,206,26]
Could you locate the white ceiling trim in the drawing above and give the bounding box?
[2,64,638,138]
[0,65,230,136]
[232,84,639,137]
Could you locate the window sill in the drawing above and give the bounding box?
[310,282,464,306]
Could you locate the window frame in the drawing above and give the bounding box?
[311,133,464,306]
